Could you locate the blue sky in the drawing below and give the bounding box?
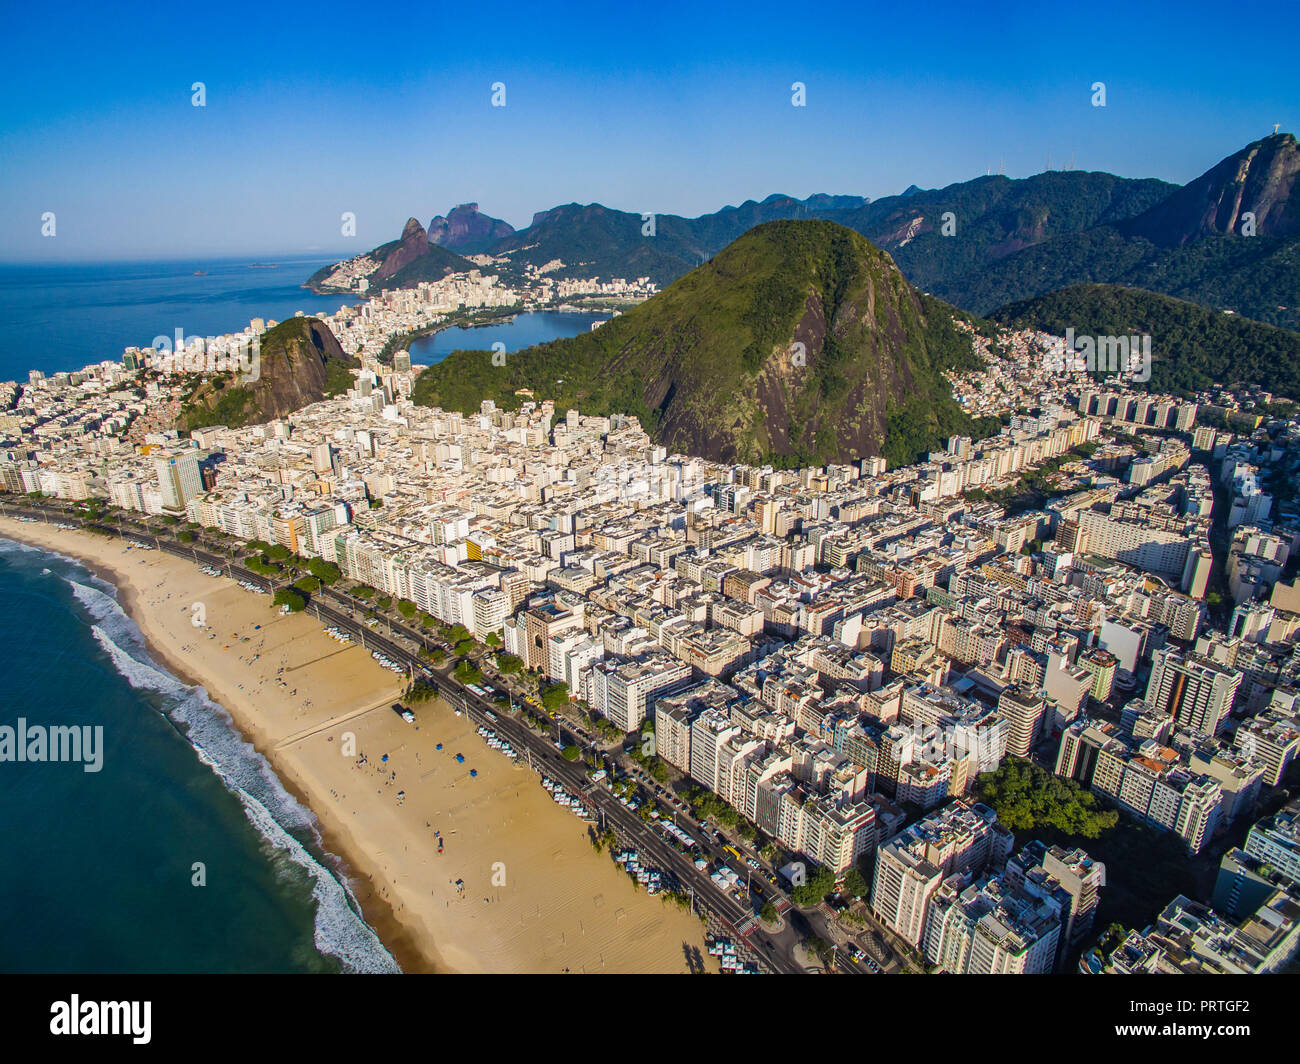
[0,0,1294,261]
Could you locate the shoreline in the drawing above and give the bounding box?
[0,517,711,974]
[2,524,439,974]
[109,567,437,975]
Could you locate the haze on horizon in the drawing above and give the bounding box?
[0,0,1293,262]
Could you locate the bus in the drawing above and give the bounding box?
[723,844,743,862]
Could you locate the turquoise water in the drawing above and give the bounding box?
[0,537,399,973]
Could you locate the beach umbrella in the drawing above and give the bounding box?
[470,770,478,777]
[381,754,389,763]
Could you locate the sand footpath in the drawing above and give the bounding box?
[0,516,712,974]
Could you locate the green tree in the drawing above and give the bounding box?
[974,758,1118,838]
[843,867,869,899]
[306,558,341,585]
[273,587,308,612]
[791,866,836,907]
[541,682,570,711]
[454,659,483,686]
[805,935,834,964]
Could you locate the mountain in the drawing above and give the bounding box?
[488,202,702,284]
[412,220,999,467]
[957,134,1300,330]
[989,284,1300,399]
[426,203,515,254]
[1118,133,1300,245]
[305,218,473,293]
[825,170,1177,295]
[483,136,1300,332]
[481,173,1168,292]
[484,193,870,284]
[299,135,1300,334]
[478,172,1175,293]
[177,317,359,431]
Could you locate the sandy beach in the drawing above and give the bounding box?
[0,516,712,974]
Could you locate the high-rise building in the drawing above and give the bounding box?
[1055,718,1127,786]
[688,707,743,793]
[587,654,691,733]
[311,443,335,475]
[1077,647,1117,702]
[1236,716,1300,787]
[1242,802,1300,887]
[522,603,581,672]
[1145,647,1241,736]
[871,801,1013,947]
[1004,841,1105,968]
[998,685,1048,757]
[924,872,1063,974]
[154,449,203,513]
[1089,743,1224,854]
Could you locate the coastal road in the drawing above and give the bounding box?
[1,500,810,974]
[297,594,807,974]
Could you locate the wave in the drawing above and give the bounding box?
[58,571,400,974]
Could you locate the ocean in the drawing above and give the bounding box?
[0,262,608,972]
[0,537,400,973]
[0,257,611,381]
[0,256,354,381]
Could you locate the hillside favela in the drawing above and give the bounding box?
[1,0,1297,1042]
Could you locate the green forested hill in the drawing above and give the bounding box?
[990,284,1300,398]
[414,220,1001,467]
